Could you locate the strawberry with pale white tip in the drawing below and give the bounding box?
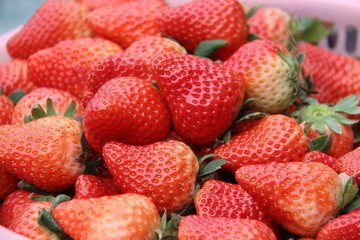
[224,39,303,114]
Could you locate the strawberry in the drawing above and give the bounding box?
[0,59,35,95]
[194,180,274,227]
[27,37,122,99]
[0,91,14,125]
[303,151,337,169]
[52,193,161,240]
[87,0,169,48]
[158,0,248,61]
[0,190,57,239]
[11,87,83,125]
[125,35,187,66]
[151,51,245,146]
[248,7,291,47]
[75,0,137,11]
[297,42,360,105]
[0,168,19,200]
[102,140,199,214]
[214,114,309,172]
[235,162,344,237]
[224,39,300,114]
[0,116,84,192]
[83,36,186,105]
[178,215,277,240]
[316,207,360,240]
[74,174,121,199]
[335,146,360,186]
[82,76,170,152]
[293,96,360,158]
[6,1,92,59]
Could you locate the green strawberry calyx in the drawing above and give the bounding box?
[38,194,72,240]
[339,172,359,212]
[24,98,79,123]
[295,95,360,135]
[155,211,182,240]
[278,36,309,105]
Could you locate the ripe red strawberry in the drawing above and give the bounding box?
[102,140,199,214]
[178,215,277,240]
[0,168,19,200]
[316,207,360,240]
[75,0,137,11]
[294,96,360,158]
[158,0,248,61]
[0,190,57,239]
[151,51,245,146]
[224,39,299,114]
[335,146,360,186]
[83,36,186,105]
[87,0,169,48]
[235,162,343,237]
[74,174,121,199]
[52,193,161,240]
[303,151,337,169]
[0,92,14,125]
[82,76,170,152]
[125,35,187,66]
[11,87,83,125]
[6,1,92,59]
[27,37,122,99]
[194,180,275,227]
[297,42,360,104]
[0,116,85,192]
[248,7,291,47]
[214,114,309,172]
[0,59,35,95]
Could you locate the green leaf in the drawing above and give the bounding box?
[23,113,33,123]
[333,114,358,125]
[46,98,57,116]
[198,153,220,166]
[278,48,293,67]
[310,135,332,153]
[152,81,160,91]
[325,118,342,134]
[333,95,360,111]
[299,18,331,43]
[341,173,359,209]
[235,112,268,124]
[198,159,229,178]
[63,100,76,118]
[343,196,360,213]
[247,33,261,42]
[194,40,228,58]
[313,120,326,134]
[161,210,167,230]
[30,195,55,202]
[8,90,26,105]
[31,104,48,120]
[245,4,263,19]
[37,194,70,239]
[18,180,52,195]
[240,98,257,110]
[192,183,201,199]
[299,17,315,31]
[296,51,305,65]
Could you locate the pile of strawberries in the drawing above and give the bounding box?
[0,0,359,239]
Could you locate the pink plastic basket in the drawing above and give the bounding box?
[0,0,359,239]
